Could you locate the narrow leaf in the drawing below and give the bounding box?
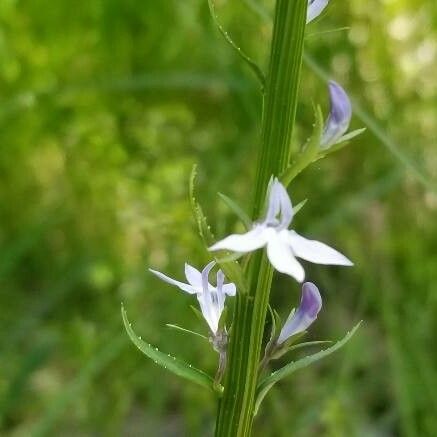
[293,199,308,216]
[318,128,366,158]
[272,340,332,361]
[280,105,324,186]
[122,305,219,393]
[288,340,332,352]
[255,322,362,415]
[207,0,266,88]
[218,192,252,230]
[189,165,247,293]
[165,324,209,341]
[190,305,207,325]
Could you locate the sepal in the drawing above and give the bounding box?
[318,128,366,158]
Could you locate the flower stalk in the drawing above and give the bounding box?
[214,1,308,435]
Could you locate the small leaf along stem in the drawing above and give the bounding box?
[214,1,308,436]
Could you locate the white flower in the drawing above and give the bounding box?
[307,0,330,23]
[209,179,353,283]
[149,261,236,335]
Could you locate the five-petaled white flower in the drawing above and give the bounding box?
[277,282,322,345]
[307,0,330,23]
[149,261,236,335]
[209,179,353,283]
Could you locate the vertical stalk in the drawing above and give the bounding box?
[214,1,307,436]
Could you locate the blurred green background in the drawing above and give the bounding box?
[1,0,436,435]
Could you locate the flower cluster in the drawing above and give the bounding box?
[149,0,358,371]
[151,178,352,348]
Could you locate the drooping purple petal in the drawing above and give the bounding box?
[277,282,322,345]
[307,0,330,24]
[321,81,352,149]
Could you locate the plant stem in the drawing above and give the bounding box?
[214,1,307,436]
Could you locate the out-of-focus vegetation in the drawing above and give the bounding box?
[0,0,436,435]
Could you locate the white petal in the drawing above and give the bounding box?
[265,178,282,223]
[307,0,329,23]
[264,179,293,229]
[209,226,269,253]
[266,232,305,282]
[287,231,353,266]
[215,270,226,315]
[184,263,203,288]
[149,268,197,294]
[276,180,293,229]
[196,294,218,334]
[222,283,236,296]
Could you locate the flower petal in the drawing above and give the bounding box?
[216,270,226,315]
[222,283,236,296]
[264,179,294,229]
[277,282,322,344]
[266,231,305,282]
[149,268,197,294]
[307,0,329,24]
[198,261,218,333]
[265,178,282,223]
[287,231,353,266]
[184,263,203,288]
[201,261,216,289]
[321,81,352,149]
[209,226,269,253]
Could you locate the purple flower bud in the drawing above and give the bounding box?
[277,282,322,345]
[321,81,352,149]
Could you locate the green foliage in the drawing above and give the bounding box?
[122,305,219,393]
[255,322,362,415]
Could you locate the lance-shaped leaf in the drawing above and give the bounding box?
[165,324,209,342]
[254,322,362,415]
[207,0,266,87]
[218,192,252,230]
[122,305,220,393]
[281,105,324,187]
[190,165,247,293]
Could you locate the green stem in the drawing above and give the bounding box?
[214,1,307,436]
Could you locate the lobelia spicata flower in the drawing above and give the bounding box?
[149,261,236,336]
[277,282,322,345]
[307,0,330,23]
[209,179,353,283]
[320,81,353,149]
